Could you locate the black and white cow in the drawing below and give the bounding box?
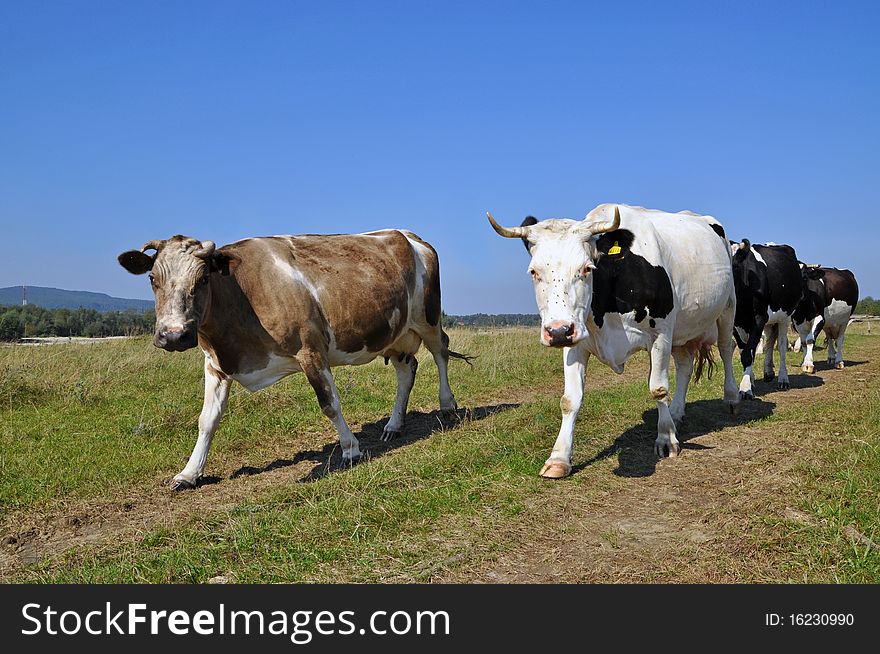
[730,240,803,398]
[793,266,859,372]
[488,204,739,478]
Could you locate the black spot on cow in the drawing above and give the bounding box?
[710,223,726,240]
[520,216,539,253]
[591,229,674,328]
[792,267,827,326]
[650,319,656,328]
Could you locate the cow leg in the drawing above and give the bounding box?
[796,321,816,373]
[382,354,418,441]
[738,320,765,401]
[422,328,457,411]
[650,334,678,458]
[298,351,361,463]
[775,319,791,389]
[718,300,740,413]
[763,324,777,382]
[541,345,588,479]
[826,328,837,366]
[172,358,231,490]
[670,347,694,428]
[834,330,847,369]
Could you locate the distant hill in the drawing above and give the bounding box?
[0,286,153,312]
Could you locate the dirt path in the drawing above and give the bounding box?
[438,347,880,583]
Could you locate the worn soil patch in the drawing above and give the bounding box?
[438,348,880,583]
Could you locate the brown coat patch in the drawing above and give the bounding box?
[200,230,426,374]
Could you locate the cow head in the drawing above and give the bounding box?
[117,236,233,351]
[487,205,621,347]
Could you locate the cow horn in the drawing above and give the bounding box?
[193,241,216,259]
[140,240,163,253]
[486,212,529,238]
[590,205,621,234]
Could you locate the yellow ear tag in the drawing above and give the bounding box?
[608,241,622,255]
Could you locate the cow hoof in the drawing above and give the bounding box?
[441,401,458,412]
[170,476,197,491]
[381,429,401,442]
[341,454,362,467]
[726,401,740,416]
[539,460,571,479]
[655,440,680,458]
[835,361,845,370]
[739,390,754,401]
[763,372,775,382]
[802,364,815,374]
[778,380,790,390]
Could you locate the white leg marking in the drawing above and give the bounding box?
[383,355,417,440]
[649,334,678,457]
[739,364,754,397]
[834,331,846,368]
[670,348,694,426]
[717,308,740,410]
[776,320,791,389]
[542,345,588,478]
[319,368,361,461]
[173,358,231,489]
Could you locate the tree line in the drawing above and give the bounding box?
[0,304,155,341]
[856,297,880,316]
[442,312,541,327]
[2,299,877,342]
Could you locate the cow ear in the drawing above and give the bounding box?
[520,216,538,253]
[210,251,238,276]
[739,239,751,251]
[118,250,154,275]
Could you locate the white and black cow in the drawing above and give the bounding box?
[488,204,739,478]
[730,240,803,399]
[793,266,859,372]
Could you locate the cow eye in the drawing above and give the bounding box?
[529,268,540,281]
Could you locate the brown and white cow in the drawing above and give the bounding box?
[118,231,467,490]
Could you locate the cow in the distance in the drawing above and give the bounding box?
[488,204,739,478]
[118,231,468,490]
[730,240,803,399]
[793,266,859,372]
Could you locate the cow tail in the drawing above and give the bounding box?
[694,345,716,382]
[441,329,476,367]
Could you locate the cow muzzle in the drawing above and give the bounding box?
[543,321,576,347]
[154,328,198,351]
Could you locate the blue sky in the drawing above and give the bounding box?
[1,1,878,313]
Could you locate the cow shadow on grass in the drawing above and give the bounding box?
[229,403,520,484]
[752,370,825,397]
[809,359,868,371]
[572,395,779,479]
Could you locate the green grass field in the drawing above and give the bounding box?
[1,327,878,583]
